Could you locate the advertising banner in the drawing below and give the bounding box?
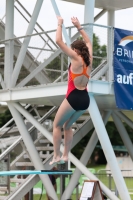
[114,28,133,110]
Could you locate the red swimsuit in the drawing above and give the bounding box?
[66,64,90,111]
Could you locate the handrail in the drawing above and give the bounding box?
[16,0,58,49]
[0,22,112,44]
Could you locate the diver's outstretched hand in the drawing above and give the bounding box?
[71,17,81,29]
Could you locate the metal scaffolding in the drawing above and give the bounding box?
[0,0,133,200]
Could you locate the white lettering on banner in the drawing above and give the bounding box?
[117,48,122,56]
[119,59,133,64]
[117,73,133,85]
[116,48,133,58]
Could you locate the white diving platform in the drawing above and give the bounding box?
[62,0,133,10]
[0,80,133,120]
[0,80,114,106]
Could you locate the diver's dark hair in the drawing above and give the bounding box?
[71,40,90,66]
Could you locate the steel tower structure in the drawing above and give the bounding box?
[0,0,133,199]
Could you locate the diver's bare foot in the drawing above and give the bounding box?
[49,157,60,165]
[59,156,68,164]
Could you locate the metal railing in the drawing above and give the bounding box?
[0,22,113,87]
[0,0,114,87]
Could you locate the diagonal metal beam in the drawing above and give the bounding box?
[11,0,44,87]
[91,61,108,79]
[112,112,133,161]
[13,102,121,200]
[16,0,58,49]
[66,151,120,200]
[8,118,93,199]
[62,110,112,200]
[16,30,80,87]
[0,22,51,85]
[8,102,58,200]
[94,9,107,21]
[0,106,57,161]
[114,110,133,129]
[88,94,130,200]
[16,48,62,87]
[50,0,71,47]
[0,104,31,138]
[15,3,107,87]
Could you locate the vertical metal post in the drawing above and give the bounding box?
[61,111,111,200]
[88,94,131,200]
[12,0,44,87]
[112,112,133,160]
[84,0,95,42]
[108,10,115,30]
[107,10,114,82]
[4,0,14,88]
[8,103,58,200]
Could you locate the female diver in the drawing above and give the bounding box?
[49,16,92,165]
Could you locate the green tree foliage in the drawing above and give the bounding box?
[0,109,12,128]
[93,33,107,69]
[106,121,133,145]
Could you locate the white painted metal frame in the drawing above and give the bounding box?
[50,0,71,46]
[11,0,44,87]
[4,0,14,88]
[62,111,111,199]
[112,112,133,161]
[114,110,133,129]
[84,0,95,42]
[107,10,114,82]
[12,102,120,200]
[1,0,133,199]
[88,94,131,200]
[8,102,58,200]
